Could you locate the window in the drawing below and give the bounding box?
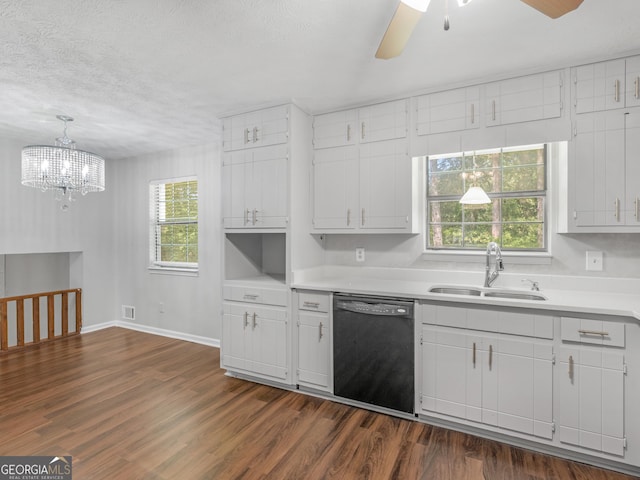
[426,144,546,251]
[149,177,198,270]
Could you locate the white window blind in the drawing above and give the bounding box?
[149,176,198,269]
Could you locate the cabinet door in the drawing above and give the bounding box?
[297,311,331,390]
[223,105,289,151]
[416,87,480,136]
[359,138,412,230]
[574,59,626,114]
[221,305,249,371]
[573,111,625,227]
[359,99,408,143]
[247,306,288,380]
[313,109,357,149]
[486,71,563,126]
[312,146,358,229]
[222,150,251,228]
[625,111,640,225]
[482,336,554,439]
[421,326,483,422]
[556,346,625,456]
[249,144,288,228]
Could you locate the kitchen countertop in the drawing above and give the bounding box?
[291,266,640,322]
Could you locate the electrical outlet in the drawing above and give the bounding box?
[355,247,365,262]
[586,251,603,271]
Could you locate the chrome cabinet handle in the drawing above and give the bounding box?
[244,128,250,144]
[244,208,250,225]
[489,344,493,371]
[347,124,351,142]
[569,355,574,380]
[361,208,366,226]
[347,208,351,226]
[470,103,475,124]
[361,122,365,139]
[252,209,258,225]
[614,79,620,103]
[635,197,639,220]
[614,198,620,221]
[492,100,496,121]
[319,321,324,340]
[635,77,640,100]
[472,342,476,367]
[243,312,249,328]
[578,329,609,336]
[253,126,259,143]
[252,312,257,329]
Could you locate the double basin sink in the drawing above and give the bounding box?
[429,285,547,301]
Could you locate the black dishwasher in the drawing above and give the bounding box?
[333,294,414,414]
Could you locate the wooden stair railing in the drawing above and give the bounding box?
[0,288,82,352]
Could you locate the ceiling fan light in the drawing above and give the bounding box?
[457,0,474,6]
[460,186,491,205]
[401,0,431,13]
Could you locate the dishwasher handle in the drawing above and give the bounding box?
[335,300,413,317]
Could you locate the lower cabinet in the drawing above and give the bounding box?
[293,290,332,392]
[421,324,554,439]
[222,301,290,383]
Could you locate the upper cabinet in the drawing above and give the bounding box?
[416,86,480,136]
[223,105,289,151]
[311,99,419,233]
[485,70,563,127]
[573,56,640,114]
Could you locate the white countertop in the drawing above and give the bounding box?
[291,266,640,321]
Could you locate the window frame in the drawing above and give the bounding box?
[149,176,199,273]
[425,144,548,253]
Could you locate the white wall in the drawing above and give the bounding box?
[0,138,117,326]
[112,141,222,341]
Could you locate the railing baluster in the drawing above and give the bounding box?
[47,295,55,340]
[16,299,24,347]
[62,291,69,336]
[32,297,40,344]
[75,289,82,332]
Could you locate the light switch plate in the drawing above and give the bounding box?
[586,251,603,271]
[355,247,365,262]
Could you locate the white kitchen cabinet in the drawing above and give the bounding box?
[222,301,289,382]
[416,86,480,136]
[358,99,408,143]
[485,70,563,127]
[571,109,640,229]
[222,143,288,228]
[311,145,358,230]
[312,138,418,233]
[223,104,289,151]
[294,290,332,392]
[312,109,357,149]
[556,345,626,456]
[420,304,554,440]
[573,56,640,113]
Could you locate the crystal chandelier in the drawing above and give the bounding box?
[21,115,105,210]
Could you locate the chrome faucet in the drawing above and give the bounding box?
[484,242,504,288]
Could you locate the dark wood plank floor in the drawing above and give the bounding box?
[0,327,637,479]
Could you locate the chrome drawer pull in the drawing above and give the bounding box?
[243,294,259,300]
[578,329,609,336]
[303,301,320,309]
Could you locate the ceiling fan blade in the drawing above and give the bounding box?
[375,2,424,59]
[520,0,584,19]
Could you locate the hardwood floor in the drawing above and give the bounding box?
[0,327,636,480]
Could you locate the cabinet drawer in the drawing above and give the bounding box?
[223,284,288,307]
[298,292,330,312]
[560,317,625,347]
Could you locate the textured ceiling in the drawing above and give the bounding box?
[2,0,640,160]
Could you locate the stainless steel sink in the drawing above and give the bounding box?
[483,291,547,301]
[428,286,482,296]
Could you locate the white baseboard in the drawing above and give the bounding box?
[82,320,220,348]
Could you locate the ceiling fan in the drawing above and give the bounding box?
[375,0,584,59]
